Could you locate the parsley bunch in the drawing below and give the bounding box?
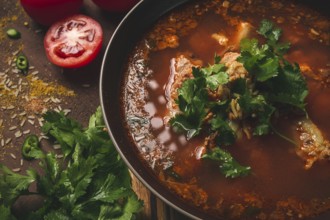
[0,107,142,220]
[169,20,308,178]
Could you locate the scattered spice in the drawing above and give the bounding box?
[28,76,75,97]
[1,52,75,161]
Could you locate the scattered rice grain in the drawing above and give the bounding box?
[31,71,39,75]
[12,50,20,56]
[9,126,17,131]
[10,153,17,159]
[38,120,44,127]
[20,119,26,127]
[28,115,35,119]
[15,130,22,138]
[56,154,64,159]
[63,109,71,115]
[23,129,31,134]
[5,138,12,144]
[19,111,27,116]
[12,168,21,172]
[53,144,61,150]
[20,159,24,166]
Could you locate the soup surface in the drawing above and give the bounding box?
[122,0,330,219]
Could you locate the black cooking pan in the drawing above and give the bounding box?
[100,0,328,219]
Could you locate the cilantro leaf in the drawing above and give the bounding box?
[206,71,229,91]
[265,62,308,111]
[0,107,142,219]
[170,76,209,139]
[238,39,279,82]
[257,19,290,55]
[0,205,16,220]
[169,19,308,179]
[238,92,275,136]
[210,115,236,146]
[42,111,82,158]
[202,148,251,178]
[44,210,71,220]
[0,166,37,206]
[170,57,229,139]
[257,19,282,42]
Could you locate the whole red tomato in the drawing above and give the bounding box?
[91,0,139,12]
[20,0,83,26]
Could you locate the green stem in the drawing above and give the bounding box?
[271,124,297,146]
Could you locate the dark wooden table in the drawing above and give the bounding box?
[0,0,191,219]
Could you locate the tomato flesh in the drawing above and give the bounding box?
[20,0,83,26]
[44,15,103,68]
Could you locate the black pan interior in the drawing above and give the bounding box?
[100,0,327,219]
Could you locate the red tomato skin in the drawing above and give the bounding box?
[44,14,103,68]
[20,0,83,26]
[92,0,139,12]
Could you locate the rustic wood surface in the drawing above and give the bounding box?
[0,0,192,219]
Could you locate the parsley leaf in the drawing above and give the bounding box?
[0,205,16,220]
[264,62,308,111]
[238,39,279,82]
[170,73,209,139]
[210,115,236,146]
[257,19,290,55]
[169,19,308,179]
[0,107,143,219]
[0,166,37,206]
[239,19,308,112]
[202,148,251,178]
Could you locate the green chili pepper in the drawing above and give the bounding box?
[16,55,29,74]
[6,28,21,39]
[22,134,40,160]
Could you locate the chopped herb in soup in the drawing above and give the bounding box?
[122,0,330,219]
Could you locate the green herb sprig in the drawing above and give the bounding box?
[169,20,308,178]
[0,107,143,220]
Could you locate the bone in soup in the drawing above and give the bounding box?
[122,0,330,219]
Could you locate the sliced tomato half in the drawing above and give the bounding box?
[44,14,103,68]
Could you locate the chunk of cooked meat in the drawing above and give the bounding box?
[296,119,330,169]
[220,52,249,81]
[164,54,202,121]
[164,52,248,123]
[233,22,252,47]
[211,33,229,46]
[211,22,252,49]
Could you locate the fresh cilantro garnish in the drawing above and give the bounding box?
[170,69,209,139]
[202,148,251,178]
[238,19,308,112]
[0,107,142,219]
[257,19,291,55]
[169,19,308,178]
